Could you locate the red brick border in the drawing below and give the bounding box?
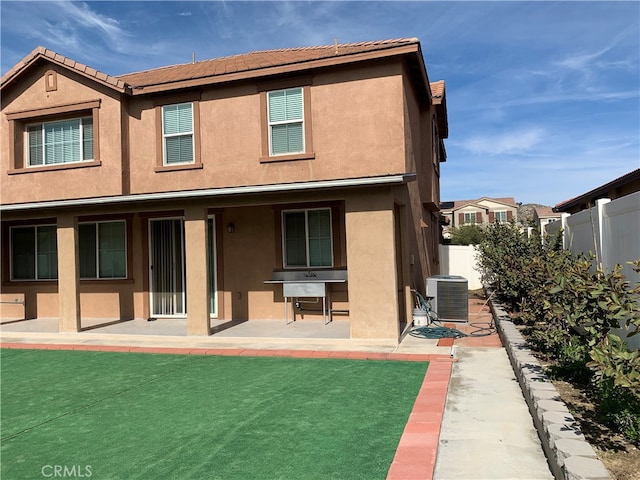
[387,359,453,480]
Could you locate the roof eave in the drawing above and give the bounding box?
[554,168,640,212]
[0,174,417,213]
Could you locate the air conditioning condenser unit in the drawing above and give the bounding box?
[426,275,468,322]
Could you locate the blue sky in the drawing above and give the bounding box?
[1,1,638,206]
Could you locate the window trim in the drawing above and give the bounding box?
[9,224,58,281]
[161,102,195,166]
[258,77,314,163]
[267,87,305,156]
[154,92,202,172]
[281,207,334,269]
[5,100,101,172]
[79,220,128,280]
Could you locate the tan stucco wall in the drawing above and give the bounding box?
[220,205,279,321]
[345,189,400,340]
[126,62,407,194]
[1,64,125,205]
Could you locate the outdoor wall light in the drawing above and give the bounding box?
[227,223,235,233]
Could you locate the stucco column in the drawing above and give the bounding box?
[345,191,400,340]
[184,206,210,336]
[57,214,81,332]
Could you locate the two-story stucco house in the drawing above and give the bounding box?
[0,38,448,342]
[440,197,517,238]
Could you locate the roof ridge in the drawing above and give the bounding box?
[246,37,418,55]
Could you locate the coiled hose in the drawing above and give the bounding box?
[409,289,495,339]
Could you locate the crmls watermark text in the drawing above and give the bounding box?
[41,465,92,478]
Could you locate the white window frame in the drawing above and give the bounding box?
[267,87,305,156]
[9,224,58,281]
[162,102,195,165]
[207,215,218,318]
[79,220,127,280]
[463,212,477,224]
[494,211,508,223]
[281,208,333,269]
[25,117,93,167]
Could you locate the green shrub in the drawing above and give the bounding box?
[598,379,640,443]
[476,229,640,441]
[475,221,543,311]
[449,224,485,245]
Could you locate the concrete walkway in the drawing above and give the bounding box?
[434,347,553,479]
[1,298,554,480]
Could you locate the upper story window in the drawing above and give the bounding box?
[162,103,194,165]
[494,211,508,223]
[6,100,101,173]
[268,88,304,156]
[258,78,314,163]
[282,208,333,268]
[26,117,93,166]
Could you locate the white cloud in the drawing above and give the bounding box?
[554,45,614,71]
[57,1,131,52]
[461,127,545,155]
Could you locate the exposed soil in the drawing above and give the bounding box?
[551,379,640,480]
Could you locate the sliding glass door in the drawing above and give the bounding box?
[149,218,186,317]
[149,216,217,318]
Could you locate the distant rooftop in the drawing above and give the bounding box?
[441,197,517,211]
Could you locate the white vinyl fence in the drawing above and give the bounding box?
[546,192,640,349]
[439,245,482,290]
[545,192,640,281]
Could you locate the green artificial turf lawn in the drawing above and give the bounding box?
[1,348,427,480]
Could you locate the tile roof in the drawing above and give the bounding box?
[441,197,517,211]
[430,80,445,101]
[117,38,422,89]
[3,39,444,104]
[1,46,128,92]
[533,206,559,218]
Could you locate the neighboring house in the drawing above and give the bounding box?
[0,38,448,341]
[532,206,561,236]
[554,168,640,214]
[440,197,517,238]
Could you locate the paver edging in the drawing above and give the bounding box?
[487,288,611,480]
